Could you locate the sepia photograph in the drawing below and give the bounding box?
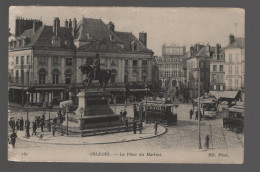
[8,6,245,163]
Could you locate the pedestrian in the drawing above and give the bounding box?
[9,131,17,148]
[9,117,15,132]
[120,110,123,116]
[40,118,44,132]
[125,119,129,131]
[139,122,143,134]
[195,110,198,120]
[42,114,45,126]
[205,135,210,149]
[15,119,20,131]
[25,120,30,137]
[52,124,56,137]
[20,117,24,131]
[36,116,40,128]
[154,121,158,135]
[123,109,127,120]
[53,117,57,124]
[32,122,37,136]
[133,120,137,134]
[190,109,193,119]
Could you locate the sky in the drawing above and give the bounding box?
[9,6,245,56]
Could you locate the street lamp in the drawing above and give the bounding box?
[196,67,202,149]
[78,107,84,137]
[145,83,148,124]
[66,106,69,136]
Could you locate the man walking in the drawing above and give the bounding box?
[125,119,129,131]
[40,118,44,132]
[20,117,24,131]
[190,109,193,119]
[154,121,158,135]
[32,121,37,136]
[195,110,198,120]
[25,120,30,137]
[133,120,137,134]
[10,131,17,148]
[205,135,210,149]
[139,122,143,134]
[16,119,20,131]
[52,124,56,137]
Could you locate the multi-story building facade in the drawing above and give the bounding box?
[210,44,225,91]
[8,17,154,105]
[186,44,213,98]
[224,35,245,101]
[155,45,186,91]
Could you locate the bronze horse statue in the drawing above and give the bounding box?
[79,64,111,91]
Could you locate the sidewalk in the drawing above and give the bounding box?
[16,123,166,145]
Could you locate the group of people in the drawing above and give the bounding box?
[120,109,127,120]
[9,117,24,132]
[132,120,143,134]
[189,109,203,120]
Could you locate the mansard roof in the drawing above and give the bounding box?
[75,17,153,54]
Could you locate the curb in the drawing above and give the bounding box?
[17,125,167,145]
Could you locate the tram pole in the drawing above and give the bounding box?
[198,67,202,149]
[145,83,148,124]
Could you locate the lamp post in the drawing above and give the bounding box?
[78,107,84,137]
[196,67,202,149]
[145,83,148,124]
[66,106,69,136]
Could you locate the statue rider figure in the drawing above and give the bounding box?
[93,53,100,80]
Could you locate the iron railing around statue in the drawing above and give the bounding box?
[54,117,140,137]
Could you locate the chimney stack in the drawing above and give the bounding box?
[215,44,221,54]
[229,34,235,44]
[53,17,60,36]
[64,19,68,28]
[68,19,72,31]
[139,32,147,46]
[108,21,115,33]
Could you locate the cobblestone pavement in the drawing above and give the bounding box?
[8,103,244,163]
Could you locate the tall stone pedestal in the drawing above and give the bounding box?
[65,89,121,131]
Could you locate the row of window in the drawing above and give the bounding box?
[125,60,147,67]
[39,57,73,66]
[228,53,240,62]
[156,58,180,62]
[158,64,178,69]
[160,71,180,78]
[227,78,240,89]
[213,65,224,72]
[14,56,30,65]
[228,65,240,75]
[212,74,224,83]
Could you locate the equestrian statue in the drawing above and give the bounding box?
[79,53,111,91]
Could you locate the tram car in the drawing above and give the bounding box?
[223,102,244,133]
[133,100,178,125]
[193,96,218,118]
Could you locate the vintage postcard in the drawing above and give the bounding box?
[8,6,245,163]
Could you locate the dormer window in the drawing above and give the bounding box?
[51,36,60,47]
[64,40,70,47]
[131,41,137,51]
[86,34,92,40]
[109,35,114,42]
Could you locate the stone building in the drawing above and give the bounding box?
[155,45,186,91]
[8,17,154,105]
[210,44,225,91]
[186,44,214,98]
[224,35,245,101]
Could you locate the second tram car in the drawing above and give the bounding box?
[193,97,218,118]
[223,102,244,133]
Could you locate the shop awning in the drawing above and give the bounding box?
[9,86,28,90]
[209,91,239,99]
[130,88,151,92]
[106,88,126,92]
[35,88,65,91]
